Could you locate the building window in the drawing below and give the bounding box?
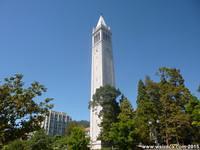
[103,32,110,41]
[94,32,100,44]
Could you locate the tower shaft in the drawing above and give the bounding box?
[90,16,115,149]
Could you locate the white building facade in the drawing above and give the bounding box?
[42,110,72,136]
[90,16,115,150]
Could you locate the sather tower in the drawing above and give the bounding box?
[90,16,115,149]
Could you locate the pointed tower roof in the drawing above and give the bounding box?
[96,16,107,28]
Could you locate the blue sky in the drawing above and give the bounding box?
[0,0,200,121]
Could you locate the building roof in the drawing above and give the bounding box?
[96,16,107,28]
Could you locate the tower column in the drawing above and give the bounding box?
[90,16,115,150]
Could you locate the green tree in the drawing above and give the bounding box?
[55,120,90,150]
[3,140,27,150]
[136,68,193,145]
[28,130,53,150]
[67,126,89,150]
[157,67,191,145]
[135,80,149,144]
[109,98,139,150]
[186,95,200,127]
[185,95,200,143]
[0,74,53,146]
[65,120,89,136]
[52,136,68,150]
[65,121,80,136]
[135,79,160,144]
[90,85,121,147]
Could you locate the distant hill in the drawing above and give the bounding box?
[76,120,89,128]
[68,120,89,128]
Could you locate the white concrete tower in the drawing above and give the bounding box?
[90,16,115,149]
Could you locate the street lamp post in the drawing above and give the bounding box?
[155,120,160,145]
[148,120,160,145]
[148,121,153,143]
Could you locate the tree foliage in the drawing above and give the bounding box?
[90,85,121,147]
[135,78,160,144]
[66,126,89,150]
[63,121,90,150]
[91,86,140,149]
[109,98,139,149]
[1,68,199,148]
[157,68,191,144]
[52,136,68,150]
[2,140,27,150]
[65,120,89,136]
[28,130,53,150]
[65,121,80,136]
[188,96,200,127]
[3,127,89,150]
[0,74,53,146]
[185,95,200,143]
[135,67,197,145]
[3,130,53,150]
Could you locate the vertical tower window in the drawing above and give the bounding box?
[94,32,100,44]
[103,32,110,41]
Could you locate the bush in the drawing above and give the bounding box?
[3,140,27,150]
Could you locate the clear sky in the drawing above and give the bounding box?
[0,0,200,121]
